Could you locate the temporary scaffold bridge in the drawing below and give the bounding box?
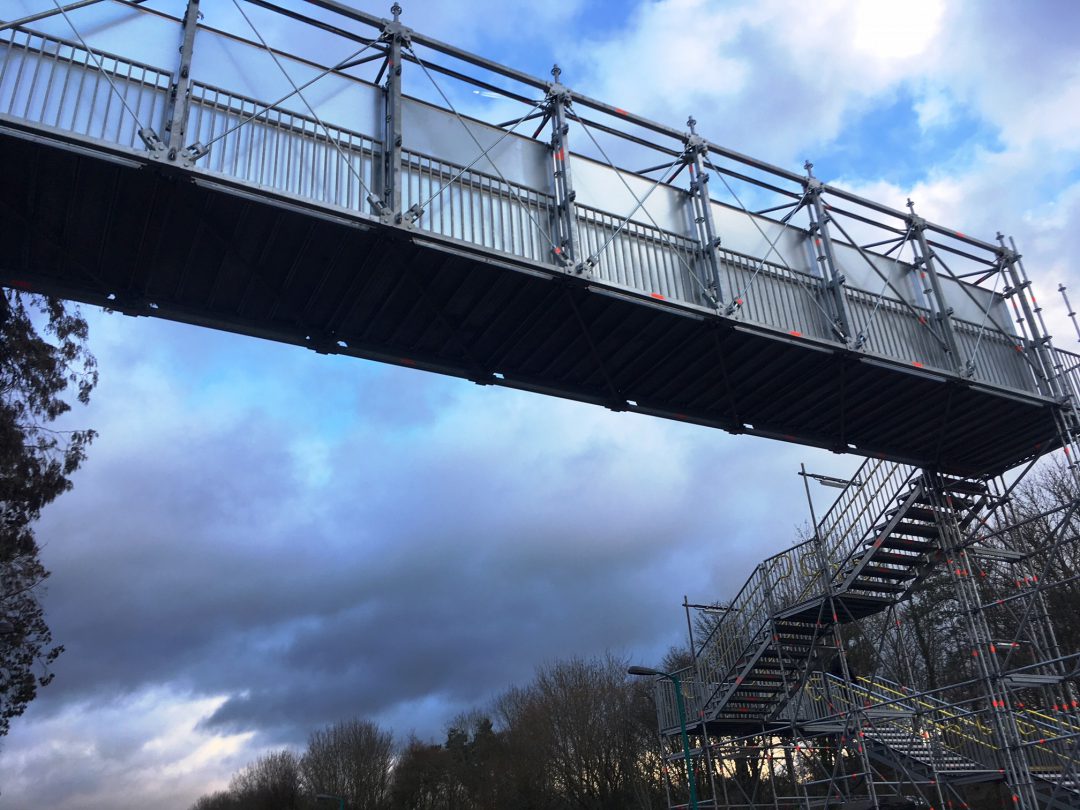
[2,1,1079,475]
[2,3,1080,808]
[653,461,1080,809]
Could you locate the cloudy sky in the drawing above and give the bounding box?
[2,0,1080,807]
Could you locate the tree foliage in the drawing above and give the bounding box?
[193,655,667,810]
[1,289,97,737]
[301,718,395,809]
[189,464,1080,810]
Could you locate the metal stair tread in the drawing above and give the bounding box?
[863,550,928,566]
[875,520,941,538]
[885,504,940,522]
[937,477,988,496]
[847,579,908,594]
[852,565,918,580]
[910,492,975,510]
[872,536,938,551]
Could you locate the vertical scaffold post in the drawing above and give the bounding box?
[927,471,1040,810]
[999,233,1057,397]
[907,200,963,373]
[800,463,878,807]
[374,3,409,223]
[163,0,199,162]
[546,65,579,272]
[804,163,853,345]
[684,117,722,308]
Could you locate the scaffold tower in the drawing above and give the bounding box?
[648,411,1080,808]
[2,5,1080,807]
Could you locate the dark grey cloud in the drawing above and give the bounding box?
[10,4,1065,809]
[18,311,821,763]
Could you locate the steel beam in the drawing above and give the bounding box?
[163,0,199,159]
[545,65,577,271]
[374,3,406,222]
[1,0,108,32]
[908,203,963,374]
[805,162,853,345]
[1000,235,1057,397]
[292,0,1003,257]
[684,117,721,307]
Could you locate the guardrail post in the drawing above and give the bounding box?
[907,200,964,373]
[999,235,1058,397]
[163,0,199,162]
[545,65,579,272]
[371,3,409,223]
[804,163,854,346]
[684,117,722,308]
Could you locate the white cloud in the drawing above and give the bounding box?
[4,2,1080,809]
[913,86,956,132]
[850,0,945,61]
[0,689,258,810]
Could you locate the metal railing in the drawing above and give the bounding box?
[716,247,834,340]
[576,205,701,302]
[1052,348,1080,405]
[402,148,554,263]
[675,459,918,724]
[846,287,950,370]
[0,27,170,150]
[954,316,1033,390]
[654,677,714,735]
[816,460,920,583]
[839,675,1002,773]
[792,673,1080,786]
[187,80,380,211]
[0,16,1058,405]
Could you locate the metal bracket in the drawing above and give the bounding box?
[139,127,167,157]
[552,245,573,267]
[545,82,572,105]
[380,3,412,47]
[179,141,208,166]
[906,200,926,230]
[545,64,572,106]
[367,193,393,221]
[683,133,707,162]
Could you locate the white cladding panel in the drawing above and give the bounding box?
[401,96,549,193]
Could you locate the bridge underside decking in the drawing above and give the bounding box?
[0,126,1059,476]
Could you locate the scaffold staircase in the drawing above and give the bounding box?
[686,461,993,729]
[792,674,1080,810]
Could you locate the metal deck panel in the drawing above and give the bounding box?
[0,127,1063,476]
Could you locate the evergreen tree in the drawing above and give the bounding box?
[0,290,97,736]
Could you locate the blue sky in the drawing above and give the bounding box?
[2,1,1080,808]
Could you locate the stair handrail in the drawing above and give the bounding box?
[692,564,773,713]
[862,675,1080,783]
[822,461,921,585]
[691,459,919,718]
[829,674,1003,771]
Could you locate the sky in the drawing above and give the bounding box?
[2,0,1080,807]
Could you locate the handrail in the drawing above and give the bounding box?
[688,459,918,721]
[847,674,1080,777]
[0,16,1053,401]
